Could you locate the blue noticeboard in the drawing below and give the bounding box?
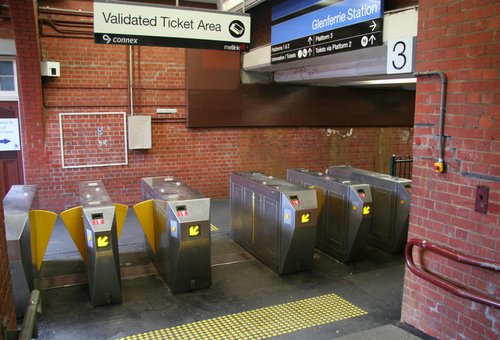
[271,0,384,64]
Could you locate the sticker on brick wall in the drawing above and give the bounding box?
[59,112,128,168]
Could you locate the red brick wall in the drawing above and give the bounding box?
[6,1,413,213]
[59,113,127,167]
[401,1,499,339]
[2,2,43,329]
[0,2,17,321]
[7,0,48,202]
[0,1,13,39]
[0,176,16,334]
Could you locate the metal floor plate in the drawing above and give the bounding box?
[118,293,367,339]
[38,263,157,289]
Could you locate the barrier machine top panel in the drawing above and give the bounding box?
[141,176,206,201]
[231,171,313,197]
[4,185,38,240]
[287,169,369,189]
[78,180,113,208]
[328,165,412,187]
[3,185,38,215]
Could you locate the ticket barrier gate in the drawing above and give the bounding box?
[230,172,318,275]
[327,165,412,253]
[4,185,57,318]
[287,169,373,262]
[60,181,128,306]
[134,176,211,293]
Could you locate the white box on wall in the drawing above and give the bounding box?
[128,115,152,150]
[41,61,60,77]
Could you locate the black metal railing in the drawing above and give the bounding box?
[390,155,413,179]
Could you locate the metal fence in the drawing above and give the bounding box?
[389,155,413,179]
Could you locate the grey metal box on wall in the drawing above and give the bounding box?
[128,115,152,149]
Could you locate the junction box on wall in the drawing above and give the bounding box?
[41,61,60,77]
[128,115,152,150]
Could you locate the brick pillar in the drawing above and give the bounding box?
[8,0,49,189]
[401,1,499,339]
[0,179,16,331]
[0,0,44,332]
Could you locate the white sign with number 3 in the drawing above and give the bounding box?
[387,37,415,74]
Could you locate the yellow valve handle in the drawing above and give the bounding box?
[133,200,156,254]
[434,161,445,173]
[60,206,87,263]
[113,203,129,240]
[29,210,58,271]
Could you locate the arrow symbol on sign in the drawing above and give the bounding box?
[0,138,11,144]
[369,35,376,45]
[308,48,313,55]
[370,20,377,31]
[97,235,109,247]
[308,36,313,45]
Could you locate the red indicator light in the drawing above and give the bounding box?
[92,218,104,225]
[176,205,188,217]
[290,195,300,206]
[177,210,188,217]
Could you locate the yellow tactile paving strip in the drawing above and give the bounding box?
[119,293,367,340]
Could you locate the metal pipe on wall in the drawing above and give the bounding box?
[129,46,134,116]
[414,71,447,172]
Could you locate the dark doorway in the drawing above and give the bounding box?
[0,101,23,200]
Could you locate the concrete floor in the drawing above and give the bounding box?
[34,199,430,339]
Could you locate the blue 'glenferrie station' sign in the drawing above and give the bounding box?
[271,0,384,64]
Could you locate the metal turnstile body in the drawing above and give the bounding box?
[230,172,318,275]
[79,181,122,306]
[287,169,373,262]
[327,165,412,253]
[4,185,38,318]
[141,176,211,293]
